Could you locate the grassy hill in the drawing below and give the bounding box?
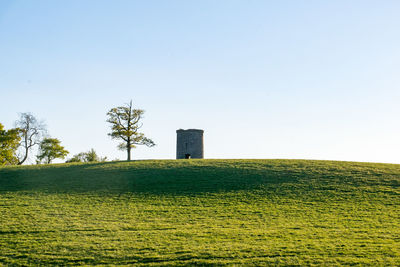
[0,159,399,265]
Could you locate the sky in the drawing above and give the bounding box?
[1,0,400,164]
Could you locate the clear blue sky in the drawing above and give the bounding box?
[1,1,400,163]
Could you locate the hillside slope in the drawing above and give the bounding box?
[0,159,399,265]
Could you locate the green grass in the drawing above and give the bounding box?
[0,159,399,266]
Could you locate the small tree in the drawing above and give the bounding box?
[66,148,107,163]
[84,148,107,162]
[0,123,21,165]
[106,100,155,161]
[85,148,101,162]
[65,152,86,163]
[37,138,69,164]
[15,113,46,165]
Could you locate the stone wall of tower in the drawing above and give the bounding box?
[176,129,204,159]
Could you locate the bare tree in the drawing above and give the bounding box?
[15,113,46,165]
[106,100,155,161]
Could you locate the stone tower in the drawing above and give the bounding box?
[176,129,204,159]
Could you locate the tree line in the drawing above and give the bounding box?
[0,100,154,165]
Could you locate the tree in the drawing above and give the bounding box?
[0,123,21,165]
[65,152,86,163]
[106,100,155,161]
[37,138,69,164]
[84,148,107,162]
[15,113,46,165]
[66,148,107,163]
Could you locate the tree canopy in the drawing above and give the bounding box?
[0,123,21,165]
[37,138,69,164]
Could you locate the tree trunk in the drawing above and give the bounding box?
[127,146,131,161]
[17,146,29,165]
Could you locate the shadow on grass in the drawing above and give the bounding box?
[0,159,398,195]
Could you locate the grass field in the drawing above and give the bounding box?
[0,159,399,266]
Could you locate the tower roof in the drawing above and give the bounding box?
[176,129,204,133]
